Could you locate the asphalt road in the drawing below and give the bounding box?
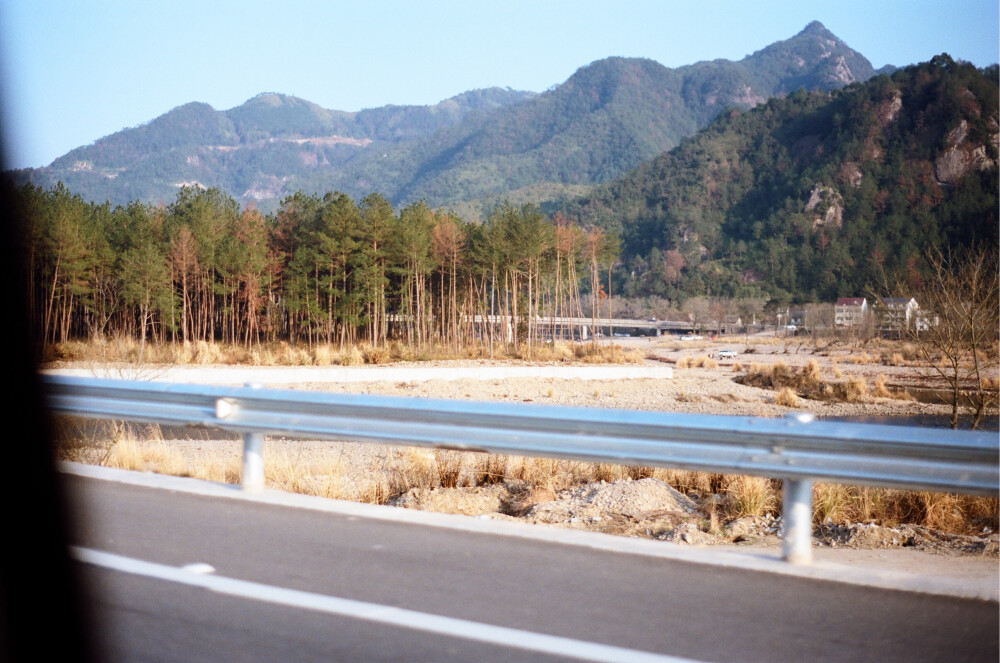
[65,473,998,663]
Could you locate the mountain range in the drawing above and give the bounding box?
[12,21,883,214]
[558,54,998,302]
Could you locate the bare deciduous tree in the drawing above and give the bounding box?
[885,246,999,429]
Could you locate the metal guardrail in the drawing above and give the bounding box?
[44,376,998,564]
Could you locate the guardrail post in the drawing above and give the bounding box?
[241,382,264,492]
[782,479,813,564]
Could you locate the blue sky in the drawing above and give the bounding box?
[1,0,997,169]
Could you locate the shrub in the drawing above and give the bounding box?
[313,345,334,366]
[803,359,821,382]
[774,387,800,407]
[340,346,364,366]
[845,376,868,402]
[362,345,391,365]
[723,475,776,519]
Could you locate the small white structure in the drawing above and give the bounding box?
[878,297,920,333]
[834,297,868,327]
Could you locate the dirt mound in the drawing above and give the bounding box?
[529,478,698,522]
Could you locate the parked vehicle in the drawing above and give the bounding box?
[717,349,738,359]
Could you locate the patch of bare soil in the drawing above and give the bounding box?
[385,476,998,557]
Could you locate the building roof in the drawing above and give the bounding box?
[835,297,866,306]
[882,297,913,305]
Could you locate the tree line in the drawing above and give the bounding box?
[16,183,619,358]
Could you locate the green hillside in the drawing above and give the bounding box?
[558,56,999,303]
[11,22,877,212]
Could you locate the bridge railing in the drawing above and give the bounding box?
[44,375,998,564]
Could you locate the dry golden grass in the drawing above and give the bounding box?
[592,463,628,483]
[774,387,800,407]
[340,346,364,366]
[803,359,821,382]
[313,345,335,366]
[849,352,876,365]
[872,374,892,398]
[813,483,854,524]
[361,345,392,365]
[691,355,718,369]
[731,360,743,372]
[48,338,644,368]
[674,356,691,369]
[723,475,776,519]
[832,361,843,379]
[888,352,906,367]
[470,453,508,486]
[104,435,187,475]
[569,343,643,364]
[845,376,869,402]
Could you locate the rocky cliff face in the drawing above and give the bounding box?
[935,118,999,184]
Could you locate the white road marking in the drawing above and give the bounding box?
[181,562,216,574]
[73,546,703,663]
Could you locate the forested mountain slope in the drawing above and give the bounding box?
[558,56,998,303]
[12,22,876,212]
[10,88,535,210]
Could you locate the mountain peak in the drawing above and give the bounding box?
[799,20,831,37]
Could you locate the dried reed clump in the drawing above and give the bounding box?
[104,437,188,475]
[626,465,656,480]
[845,376,868,402]
[505,456,594,492]
[362,345,391,365]
[774,387,800,407]
[849,352,875,365]
[813,483,854,524]
[831,361,843,379]
[313,344,335,366]
[731,360,743,372]
[194,340,222,365]
[691,355,718,369]
[434,450,464,488]
[470,454,508,486]
[388,448,439,495]
[675,356,691,369]
[803,359,821,382]
[901,343,919,361]
[771,361,791,380]
[570,343,643,364]
[340,346,365,366]
[549,342,576,361]
[872,374,892,398]
[592,463,627,483]
[722,475,776,519]
[888,352,906,366]
[655,469,721,495]
[980,376,1000,391]
[176,341,194,364]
